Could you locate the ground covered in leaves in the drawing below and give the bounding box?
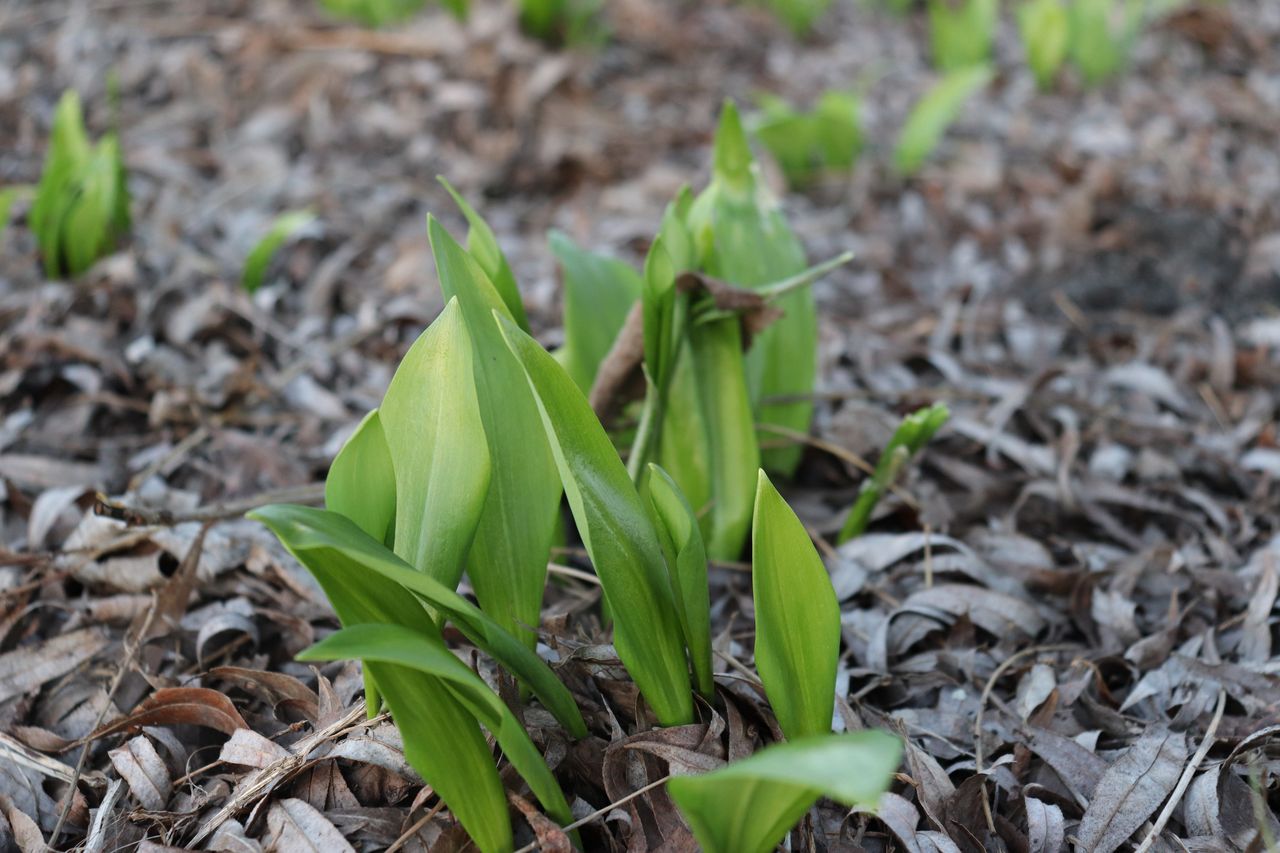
[2,0,1280,850]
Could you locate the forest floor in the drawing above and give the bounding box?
[2,0,1280,850]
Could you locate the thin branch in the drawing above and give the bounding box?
[511,774,673,853]
[94,482,325,528]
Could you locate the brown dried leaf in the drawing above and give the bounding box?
[263,798,355,853]
[0,627,110,704]
[108,736,172,811]
[91,687,249,739]
[1076,727,1187,853]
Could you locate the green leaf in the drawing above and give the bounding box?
[894,65,993,176]
[751,470,839,739]
[497,312,695,726]
[300,624,573,828]
[379,297,491,589]
[646,464,713,698]
[300,626,510,852]
[325,409,396,546]
[549,229,642,393]
[1069,0,1144,86]
[689,317,759,561]
[1018,0,1070,90]
[755,91,861,188]
[427,216,561,650]
[242,209,316,293]
[438,178,529,332]
[837,402,949,543]
[317,0,441,26]
[248,503,587,737]
[667,731,903,853]
[760,0,833,34]
[689,100,815,477]
[927,0,997,71]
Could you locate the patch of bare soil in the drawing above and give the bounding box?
[1,0,1279,850]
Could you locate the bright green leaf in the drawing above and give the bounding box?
[497,312,695,726]
[894,65,993,176]
[1018,0,1070,90]
[300,624,573,829]
[325,409,396,547]
[751,470,839,739]
[667,731,903,853]
[928,0,998,71]
[438,178,529,332]
[249,503,587,737]
[549,229,642,393]
[646,464,713,698]
[379,297,491,589]
[242,209,315,293]
[428,215,561,650]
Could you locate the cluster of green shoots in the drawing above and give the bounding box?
[319,0,604,45]
[253,102,945,851]
[7,91,132,279]
[753,0,1163,185]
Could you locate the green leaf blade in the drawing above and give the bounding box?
[438,178,529,331]
[427,215,562,651]
[497,313,695,726]
[667,731,903,853]
[751,470,840,739]
[241,209,315,293]
[250,504,587,737]
[379,297,491,589]
[895,66,994,176]
[325,409,396,547]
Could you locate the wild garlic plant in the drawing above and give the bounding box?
[255,102,914,851]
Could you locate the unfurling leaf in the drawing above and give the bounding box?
[1018,0,1070,90]
[752,470,840,739]
[667,731,903,853]
[647,463,713,698]
[837,402,948,543]
[498,312,695,726]
[428,215,561,651]
[438,178,528,331]
[379,297,490,588]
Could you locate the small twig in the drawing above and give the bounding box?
[94,482,326,527]
[547,562,601,586]
[386,798,448,853]
[511,774,673,853]
[1133,689,1226,853]
[755,422,921,511]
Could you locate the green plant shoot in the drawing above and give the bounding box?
[928,0,998,72]
[242,210,316,293]
[754,90,862,188]
[1018,0,1070,89]
[30,91,130,279]
[894,65,993,175]
[498,312,695,725]
[428,215,562,651]
[667,731,904,853]
[837,402,949,543]
[752,470,840,739]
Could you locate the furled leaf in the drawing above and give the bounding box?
[754,90,861,188]
[325,409,395,547]
[928,0,997,71]
[667,731,903,853]
[646,464,713,698]
[1069,0,1144,86]
[438,178,528,331]
[628,234,688,483]
[497,312,694,726]
[1018,0,1070,90]
[549,229,642,393]
[837,402,948,543]
[249,503,587,737]
[751,470,840,739]
[300,624,574,830]
[688,100,815,477]
[894,65,993,175]
[378,297,491,589]
[689,316,759,561]
[242,209,316,293]
[428,215,561,650]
